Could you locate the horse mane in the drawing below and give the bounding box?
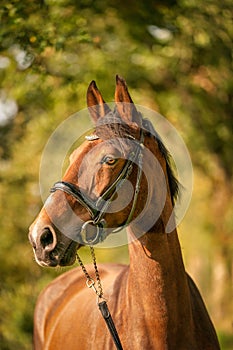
[142,118,180,206]
[95,111,179,206]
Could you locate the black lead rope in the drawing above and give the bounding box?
[76,247,123,350]
[98,301,123,350]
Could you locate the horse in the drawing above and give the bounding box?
[29,75,220,349]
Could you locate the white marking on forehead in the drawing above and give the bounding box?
[85,134,100,141]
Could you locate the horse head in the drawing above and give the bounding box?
[29,75,177,267]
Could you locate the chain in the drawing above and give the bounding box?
[90,246,103,298]
[76,247,123,350]
[76,246,104,299]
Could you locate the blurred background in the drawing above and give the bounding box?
[0,0,232,348]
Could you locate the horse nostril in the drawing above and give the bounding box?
[40,228,54,250]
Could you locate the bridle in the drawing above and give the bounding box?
[50,128,145,350]
[50,129,144,245]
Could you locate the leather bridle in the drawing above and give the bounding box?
[50,130,144,245]
[50,128,145,350]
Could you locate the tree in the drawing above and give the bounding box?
[0,0,232,348]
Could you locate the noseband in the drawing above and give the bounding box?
[50,131,144,245]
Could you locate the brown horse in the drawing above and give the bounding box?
[29,76,220,349]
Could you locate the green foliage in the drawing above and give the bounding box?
[218,331,233,350]
[0,0,232,348]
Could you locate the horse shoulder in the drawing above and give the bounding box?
[34,263,126,350]
[187,274,220,350]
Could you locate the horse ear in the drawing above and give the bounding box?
[115,75,142,126]
[87,80,111,122]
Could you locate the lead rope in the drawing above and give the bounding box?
[76,247,123,350]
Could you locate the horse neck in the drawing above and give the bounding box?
[127,134,189,297]
[124,139,194,339]
[125,226,194,345]
[127,226,189,301]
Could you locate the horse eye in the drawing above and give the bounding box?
[103,156,118,166]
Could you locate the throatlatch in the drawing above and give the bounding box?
[76,247,123,350]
